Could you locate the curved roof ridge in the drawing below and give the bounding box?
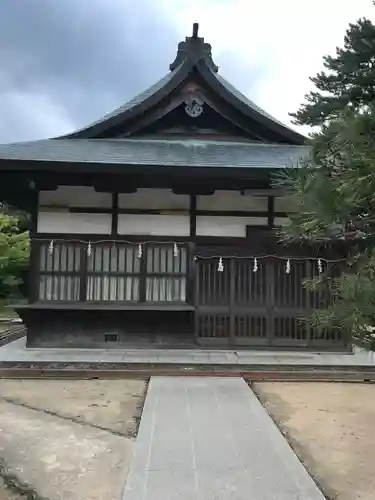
[55,24,306,144]
[215,74,292,129]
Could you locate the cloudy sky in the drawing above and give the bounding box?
[0,0,374,144]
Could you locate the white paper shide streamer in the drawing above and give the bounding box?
[286,259,291,274]
[32,238,348,272]
[137,243,143,258]
[217,257,224,272]
[317,258,323,273]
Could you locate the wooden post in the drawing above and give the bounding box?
[79,243,88,302]
[111,192,119,235]
[28,190,39,304]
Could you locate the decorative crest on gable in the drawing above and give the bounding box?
[182,83,204,117]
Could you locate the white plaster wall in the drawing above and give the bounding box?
[118,214,190,236]
[119,189,189,210]
[274,196,298,213]
[196,216,267,237]
[39,186,112,208]
[197,191,267,211]
[37,212,112,234]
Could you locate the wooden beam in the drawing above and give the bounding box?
[34,181,58,191]
[94,182,138,193]
[111,193,119,235]
[267,196,274,228]
[79,244,88,302]
[190,196,197,237]
[172,186,215,196]
[241,189,286,197]
[65,206,288,218]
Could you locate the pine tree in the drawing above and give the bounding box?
[281,108,375,246]
[291,17,375,126]
[280,9,375,344]
[278,108,375,341]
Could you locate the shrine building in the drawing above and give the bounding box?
[0,24,349,350]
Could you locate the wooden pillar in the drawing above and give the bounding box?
[267,196,274,228]
[79,243,88,302]
[28,238,40,304]
[187,242,196,305]
[28,191,39,304]
[189,195,197,238]
[111,192,119,235]
[189,195,197,306]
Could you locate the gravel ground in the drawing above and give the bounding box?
[0,379,147,500]
[254,382,375,500]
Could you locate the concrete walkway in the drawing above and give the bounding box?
[122,377,325,499]
[2,337,375,367]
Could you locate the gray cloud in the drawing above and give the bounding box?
[0,0,271,144]
[0,0,182,143]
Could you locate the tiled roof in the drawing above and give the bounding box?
[56,29,306,144]
[65,69,180,136]
[0,138,310,169]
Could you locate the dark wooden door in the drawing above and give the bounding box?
[230,258,270,346]
[195,257,232,345]
[267,258,312,347]
[195,257,270,346]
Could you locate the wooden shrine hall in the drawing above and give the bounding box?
[0,24,350,351]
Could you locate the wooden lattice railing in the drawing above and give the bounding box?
[35,240,190,304]
[195,256,348,348]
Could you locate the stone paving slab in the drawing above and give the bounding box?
[122,377,325,499]
[1,338,374,367]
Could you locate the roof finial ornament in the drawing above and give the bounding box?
[169,23,218,72]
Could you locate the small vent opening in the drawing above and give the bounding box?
[104,333,118,343]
